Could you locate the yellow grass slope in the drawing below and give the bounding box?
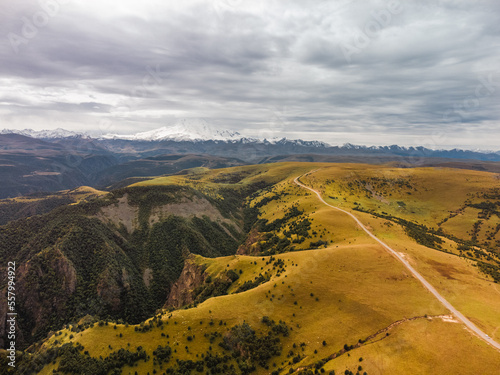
[36,162,500,374]
[39,243,500,374]
[302,164,500,245]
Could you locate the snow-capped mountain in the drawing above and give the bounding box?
[2,122,497,156]
[261,137,330,147]
[0,128,83,139]
[101,118,242,142]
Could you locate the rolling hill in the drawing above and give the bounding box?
[1,162,500,374]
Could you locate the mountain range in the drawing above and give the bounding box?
[3,118,497,154]
[101,118,243,142]
[1,120,500,199]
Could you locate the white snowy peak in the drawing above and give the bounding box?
[0,128,83,138]
[103,119,241,141]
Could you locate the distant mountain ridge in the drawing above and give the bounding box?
[2,121,500,199]
[1,119,498,155]
[0,127,83,139]
[101,118,242,141]
[1,118,331,146]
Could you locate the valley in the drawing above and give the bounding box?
[1,162,500,374]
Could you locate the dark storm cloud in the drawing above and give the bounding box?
[0,0,499,149]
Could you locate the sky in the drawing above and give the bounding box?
[0,0,499,149]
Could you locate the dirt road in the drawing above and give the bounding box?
[294,174,500,352]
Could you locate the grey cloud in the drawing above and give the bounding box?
[0,0,499,149]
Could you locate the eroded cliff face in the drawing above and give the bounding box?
[236,228,263,255]
[165,256,207,309]
[0,184,246,348]
[149,196,233,228]
[17,247,77,323]
[97,194,138,233]
[97,192,239,237]
[96,267,132,314]
[0,247,77,348]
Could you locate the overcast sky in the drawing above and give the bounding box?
[1,0,499,149]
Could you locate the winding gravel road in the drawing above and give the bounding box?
[294,174,500,352]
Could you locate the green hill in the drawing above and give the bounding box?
[1,162,500,374]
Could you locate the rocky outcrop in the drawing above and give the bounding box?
[149,196,234,228]
[97,194,139,233]
[165,256,207,309]
[0,184,244,349]
[0,247,77,348]
[97,193,239,236]
[96,267,132,313]
[236,228,263,255]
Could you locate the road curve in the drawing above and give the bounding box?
[294,173,500,352]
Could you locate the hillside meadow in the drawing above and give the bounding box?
[4,162,500,374]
